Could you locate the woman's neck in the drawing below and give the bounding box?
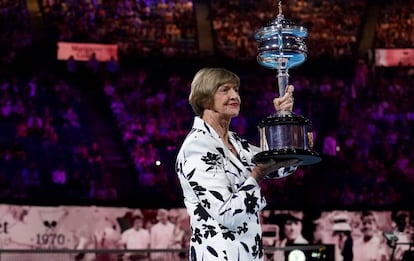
[202,111,239,157]
[202,110,231,140]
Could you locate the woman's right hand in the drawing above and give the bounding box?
[273,85,295,112]
[251,159,301,183]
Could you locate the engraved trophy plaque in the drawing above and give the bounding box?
[253,2,321,171]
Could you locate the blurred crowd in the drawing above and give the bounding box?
[210,0,365,60]
[0,0,414,211]
[375,0,414,48]
[40,0,197,57]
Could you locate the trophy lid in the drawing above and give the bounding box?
[254,1,308,70]
[254,2,307,41]
[257,113,312,128]
[256,36,307,69]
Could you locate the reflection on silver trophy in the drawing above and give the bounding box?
[253,1,321,176]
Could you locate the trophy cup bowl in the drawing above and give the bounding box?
[252,3,321,171]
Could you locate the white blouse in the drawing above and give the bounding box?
[176,117,295,260]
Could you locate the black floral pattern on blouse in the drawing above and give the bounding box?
[194,203,210,222]
[207,245,218,257]
[252,233,264,259]
[229,160,243,176]
[189,180,206,197]
[202,224,218,238]
[210,190,225,202]
[191,227,203,244]
[222,230,236,240]
[201,152,222,171]
[240,241,249,254]
[201,198,210,209]
[190,246,196,261]
[238,222,248,235]
[244,191,259,214]
[232,132,250,152]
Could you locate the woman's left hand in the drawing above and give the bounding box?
[273,85,294,112]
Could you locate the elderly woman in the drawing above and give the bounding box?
[175,68,298,260]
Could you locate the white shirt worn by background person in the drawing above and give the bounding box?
[150,220,175,260]
[121,227,150,250]
[352,234,388,261]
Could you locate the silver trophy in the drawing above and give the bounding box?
[253,2,321,170]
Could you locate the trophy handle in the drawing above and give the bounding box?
[277,67,291,115]
[277,67,288,98]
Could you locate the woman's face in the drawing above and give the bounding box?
[211,83,240,118]
[284,220,302,241]
[133,217,144,229]
[361,215,376,237]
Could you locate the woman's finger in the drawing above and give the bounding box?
[273,85,294,109]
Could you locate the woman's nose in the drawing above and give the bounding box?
[229,88,239,97]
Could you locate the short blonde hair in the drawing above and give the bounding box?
[189,68,240,116]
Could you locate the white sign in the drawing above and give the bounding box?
[57,42,118,62]
[375,48,414,67]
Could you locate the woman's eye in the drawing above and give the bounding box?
[218,85,238,93]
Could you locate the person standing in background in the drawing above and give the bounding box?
[332,220,353,261]
[121,212,150,261]
[391,211,412,261]
[353,211,388,261]
[149,209,175,261]
[167,209,187,261]
[273,211,309,261]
